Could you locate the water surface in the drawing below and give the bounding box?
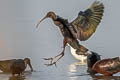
[0,0,120,80]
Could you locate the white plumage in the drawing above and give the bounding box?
[68,44,91,64]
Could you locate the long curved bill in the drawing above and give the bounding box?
[36,16,47,28]
[28,62,33,72]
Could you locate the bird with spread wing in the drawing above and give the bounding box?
[36,1,104,66]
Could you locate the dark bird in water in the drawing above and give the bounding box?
[87,55,120,76]
[91,57,120,76]
[36,1,104,66]
[87,52,101,74]
[0,58,33,76]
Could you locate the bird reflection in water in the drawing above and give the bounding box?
[9,70,32,80]
[68,62,88,80]
[9,76,25,80]
[0,70,32,80]
[90,74,120,80]
[68,61,87,72]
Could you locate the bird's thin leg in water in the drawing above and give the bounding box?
[43,38,67,66]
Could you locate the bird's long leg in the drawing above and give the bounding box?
[43,37,67,66]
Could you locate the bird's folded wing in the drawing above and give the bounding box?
[0,59,16,72]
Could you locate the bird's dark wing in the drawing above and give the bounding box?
[71,1,104,41]
[11,59,25,71]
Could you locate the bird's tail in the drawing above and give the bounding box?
[68,44,90,61]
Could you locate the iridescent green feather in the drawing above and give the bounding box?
[71,1,104,41]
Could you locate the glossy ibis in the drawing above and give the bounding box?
[0,58,33,76]
[36,1,104,66]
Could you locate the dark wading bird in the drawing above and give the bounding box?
[36,1,104,66]
[87,51,101,74]
[0,58,33,76]
[88,56,120,76]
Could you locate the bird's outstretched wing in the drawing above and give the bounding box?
[71,1,104,41]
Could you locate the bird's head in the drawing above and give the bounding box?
[46,11,56,19]
[36,11,56,28]
[24,58,33,72]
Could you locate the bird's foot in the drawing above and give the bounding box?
[44,62,57,67]
[43,52,64,67]
[43,57,57,67]
[43,57,53,64]
[43,57,53,60]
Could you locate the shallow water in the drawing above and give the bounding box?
[0,0,120,80]
[0,59,120,80]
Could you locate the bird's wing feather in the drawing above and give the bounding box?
[71,1,104,41]
[0,59,16,72]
